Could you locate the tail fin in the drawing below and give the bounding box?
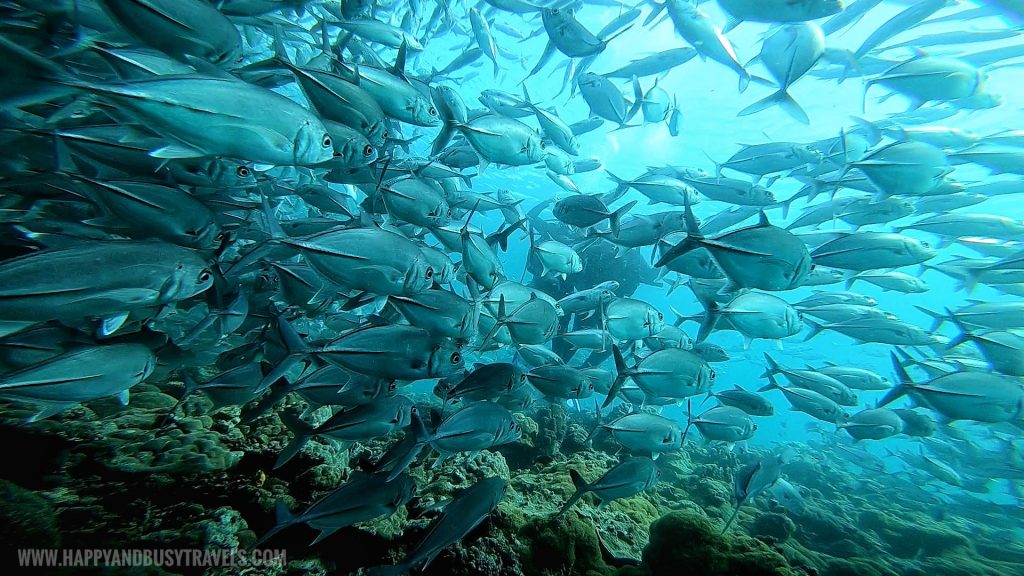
[378,409,430,481]
[803,318,825,342]
[653,194,703,267]
[256,317,309,393]
[720,504,742,534]
[877,351,914,408]
[252,499,297,549]
[643,0,668,26]
[695,301,721,344]
[274,412,315,469]
[585,399,604,443]
[914,305,946,332]
[481,294,510,348]
[625,75,643,123]
[605,170,629,199]
[738,69,751,93]
[608,200,637,237]
[557,469,590,515]
[943,309,972,350]
[681,398,695,443]
[737,90,809,125]
[486,218,526,252]
[758,370,783,393]
[158,371,202,428]
[602,344,630,409]
[760,352,780,379]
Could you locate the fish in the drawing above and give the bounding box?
[810,232,936,271]
[559,456,659,515]
[707,385,774,417]
[372,476,507,574]
[816,364,889,391]
[255,471,415,546]
[838,408,902,441]
[850,140,951,197]
[279,227,435,296]
[739,23,825,124]
[553,196,635,235]
[421,401,521,465]
[607,344,715,407]
[526,364,594,400]
[946,317,1024,377]
[760,373,851,424]
[604,298,665,341]
[275,395,415,468]
[879,352,1024,423]
[646,0,754,92]
[721,450,788,533]
[0,241,212,337]
[99,0,241,66]
[847,271,928,293]
[853,0,948,59]
[762,353,858,406]
[698,292,803,348]
[718,0,845,30]
[683,403,757,443]
[590,411,683,456]
[656,198,812,292]
[767,478,805,514]
[576,73,642,128]
[866,57,987,111]
[603,48,698,78]
[439,362,525,405]
[0,343,154,421]
[893,409,936,437]
[319,325,464,381]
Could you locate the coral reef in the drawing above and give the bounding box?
[642,509,802,576]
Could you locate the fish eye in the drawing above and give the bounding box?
[657,312,664,321]
[198,270,212,283]
[425,266,434,279]
[709,368,716,379]
[236,165,251,178]
[450,351,461,364]
[322,134,332,148]
[429,106,437,116]
[921,241,931,248]
[363,145,375,157]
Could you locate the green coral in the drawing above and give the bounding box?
[642,509,800,576]
[751,512,797,544]
[858,509,972,559]
[0,479,60,550]
[520,513,615,576]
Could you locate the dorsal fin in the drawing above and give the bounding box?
[391,41,408,78]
